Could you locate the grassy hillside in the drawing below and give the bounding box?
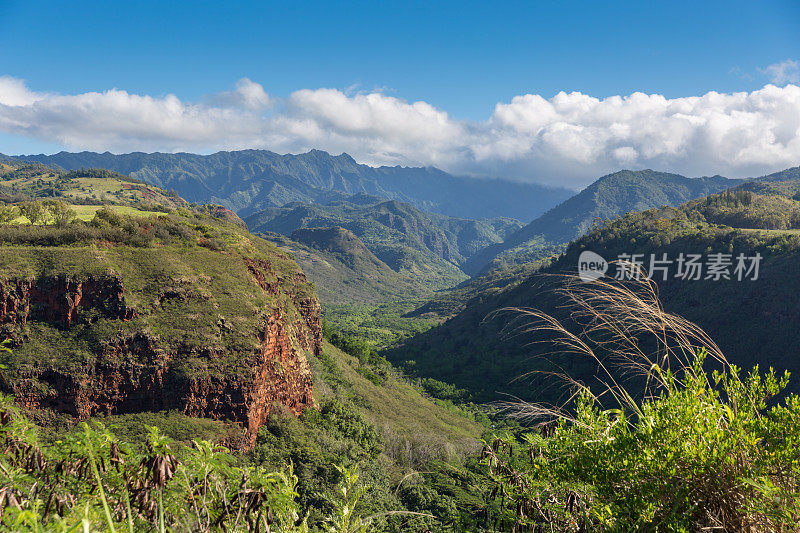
[12,149,573,221]
[464,169,741,274]
[0,204,323,433]
[0,162,187,210]
[314,341,484,452]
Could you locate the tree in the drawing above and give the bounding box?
[43,199,75,227]
[18,200,44,225]
[0,204,17,224]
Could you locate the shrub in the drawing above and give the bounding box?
[0,204,17,224]
[0,397,309,531]
[0,208,208,248]
[42,199,76,227]
[484,275,800,531]
[90,205,124,227]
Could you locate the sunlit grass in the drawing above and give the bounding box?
[10,204,164,224]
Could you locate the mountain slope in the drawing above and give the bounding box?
[387,178,800,403]
[464,169,742,274]
[246,196,523,290]
[11,149,572,220]
[259,228,424,305]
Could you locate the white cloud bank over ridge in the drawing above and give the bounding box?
[1,75,799,188]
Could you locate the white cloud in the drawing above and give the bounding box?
[0,76,46,106]
[761,59,800,85]
[1,76,799,188]
[207,78,271,111]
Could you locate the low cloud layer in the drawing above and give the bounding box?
[1,75,799,188]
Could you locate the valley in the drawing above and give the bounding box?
[4,3,799,529]
[2,154,800,531]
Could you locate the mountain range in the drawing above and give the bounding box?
[246,194,522,290]
[8,150,766,277]
[9,149,572,221]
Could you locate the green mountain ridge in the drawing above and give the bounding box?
[9,149,572,221]
[464,169,743,274]
[259,227,424,306]
[245,195,524,291]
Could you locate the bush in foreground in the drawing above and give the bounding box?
[0,396,379,532]
[484,274,800,531]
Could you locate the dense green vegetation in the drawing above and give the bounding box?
[10,149,572,221]
[488,366,800,530]
[482,288,800,531]
[323,301,439,349]
[388,177,800,404]
[0,392,386,532]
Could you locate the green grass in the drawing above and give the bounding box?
[315,341,484,446]
[0,164,185,209]
[11,203,166,224]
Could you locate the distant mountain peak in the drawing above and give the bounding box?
[463,168,743,275]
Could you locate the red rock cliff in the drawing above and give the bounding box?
[1,261,320,448]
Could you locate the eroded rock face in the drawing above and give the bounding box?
[1,263,320,448]
[0,274,134,329]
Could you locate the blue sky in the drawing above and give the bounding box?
[0,0,799,185]
[2,0,798,117]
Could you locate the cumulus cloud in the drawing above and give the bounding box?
[761,59,800,85]
[1,76,799,188]
[207,78,271,111]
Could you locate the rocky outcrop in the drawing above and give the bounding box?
[0,274,134,332]
[245,257,323,356]
[1,260,321,448]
